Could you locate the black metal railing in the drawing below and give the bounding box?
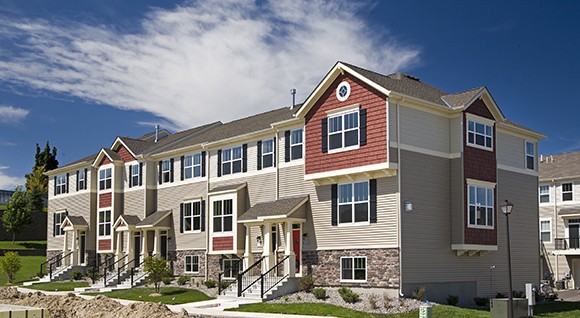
[555,238,580,250]
[92,255,109,284]
[40,252,63,277]
[46,251,73,281]
[217,258,243,295]
[117,258,134,285]
[260,255,289,298]
[130,257,148,287]
[104,255,128,286]
[237,257,263,297]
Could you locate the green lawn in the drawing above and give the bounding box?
[230,301,580,318]
[27,281,89,291]
[0,240,47,250]
[92,287,213,305]
[0,255,44,285]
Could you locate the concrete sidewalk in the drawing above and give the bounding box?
[16,287,335,318]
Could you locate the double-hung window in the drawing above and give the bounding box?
[539,185,550,203]
[130,164,140,187]
[467,120,493,150]
[54,211,66,236]
[183,201,202,232]
[77,170,86,190]
[222,146,242,175]
[329,111,359,151]
[340,256,366,282]
[338,181,369,224]
[184,153,202,179]
[161,160,171,183]
[223,259,240,279]
[213,199,233,232]
[540,219,551,243]
[526,141,535,170]
[55,175,67,195]
[185,255,199,273]
[98,210,112,237]
[99,168,112,190]
[468,185,494,228]
[290,128,303,160]
[261,139,274,169]
[562,183,573,202]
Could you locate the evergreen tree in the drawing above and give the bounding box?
[25,142,58,193]
[2,187,31,244]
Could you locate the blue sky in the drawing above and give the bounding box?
[0,0,578,189]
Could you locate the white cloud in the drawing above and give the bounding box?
[0,105,29,124]
[0,0,419,129]
[0,166,24,190]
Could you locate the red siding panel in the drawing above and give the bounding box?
[304,73,387,175]
[116,145,136,163]
[213,236,233,251]
[99,156,112,166]
[98,239,111,250]
[99,193,112,208]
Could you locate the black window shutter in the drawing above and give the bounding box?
[217,150,222,177]
[158,161,162,184]
[170,158,174,182]
[257,140,262,170]
[180,156,185,181]
[53,213,56,237]
[273,137,276,167]
[76,170,79,191]
[284,130,291,162]
[242,144,248,172]
[321,118,328,153]
[360,108,367,146]
[331,184,338,226]
[201,151,206,177]
[53,176,57,196]
[138,164,143,186]
[370,179,377,223]
[128,166,132,188]
[84,168,88,190]
[201,200,206,232]
[179,203,184,233]
[65,173,69,193]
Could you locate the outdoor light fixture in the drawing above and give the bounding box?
[404,201,413,212]
[256,236,263,247]
[501,200,515,318]
[501,200,514,215]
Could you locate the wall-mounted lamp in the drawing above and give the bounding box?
[302,233,308,237]
[404,201,413,212]
[256,236,263,247]
[167,236,172,241]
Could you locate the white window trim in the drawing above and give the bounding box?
[261,138,275,169]
[78,170,86,191]
[211,196,235,235]
[466,119,493,151]
[54,211,67,237]
[562,182,574,202]
[99,167,112,191]
[98,210,112,237]
[289,128,304,161]
[55,174,67,195]
[161,159,171,183]
[183,200,202,233]
[222,258,240,279]
[540,218,552,243]
[525,140,535,170]
[184,255,199,273]
[335,81,351,102]
[221,146,243,176]
[339,256,367,283]
[539,184,551,204]
[467,184,495,229]
[328,110,360,154]
[184,153,202,180]
[130,164,140,187]
[337,181,370,226]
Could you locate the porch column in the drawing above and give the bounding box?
[284,222,296,277]
[71,230,78,265]
[62,230,69,266]
[153,228,160,258]
[116,231,123,265]
[243,224,253,270]
[127,231,134,267]
[262,222,272,273]
[141,230,148,259]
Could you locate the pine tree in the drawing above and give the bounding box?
[25,142,58,193]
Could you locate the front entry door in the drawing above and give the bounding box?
[79,232,86,264]
[570,224,580,249]
[134,233,141,266]
[160,235,168,260]
[292,225,301,274]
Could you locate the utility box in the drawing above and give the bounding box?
[419,304,432,318]
[490,298,528,318]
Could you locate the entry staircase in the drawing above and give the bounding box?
[77,256,149,292]
[218,255,299,301]
[24,251,82,286]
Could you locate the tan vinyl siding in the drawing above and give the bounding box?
[451,158,464,244]
[279,165,312,198]
[497,131,526,170]
[124,190,144,217]
[399,105,449,153]
[450,116,462,153]
[211,171,277,207]
[47,193,93,250]
[158,181,207,250]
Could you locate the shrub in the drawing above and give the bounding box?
[299,275,315,292]
[312,288,327,300]
[203,279,217,288]
[0,251,21,284]
[282,295,289,302]
[495,292,507,298]
[219,280,230,290]
[446,295,459,306]
[70,270,83,281]
[296,294,302,301]
[512,290,524,298]
[412,287,427,302]
[144,256,171,293]
[162,276,172,285]
[383,293,392,309]
[177,275,191,286]
[369,293,379,309]
[474,297,489,307]
[338,287,360,304]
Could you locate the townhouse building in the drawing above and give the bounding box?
[539,151,580,289]
[45,62,543,304]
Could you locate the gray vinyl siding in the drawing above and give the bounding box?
[450,158,464,245]
[389,147,398,163]
[497,131,526,170]
[47,192,93,250]
[124,190,144,218]
[399,105,449,153]
[158,181,207,250]
[388,103,398,143]
[450,116,462,154]
[279,165,312,198]
[210,171,277,208]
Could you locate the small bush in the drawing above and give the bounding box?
[299,275,315,292]
[0,252,21,284]
[282,295,289,302]
[219,280,230,290]
[70,270,83,281]
[412,287,427,302]
[474,297,489,307]
[87,267,100,281]
[338,287,360,304]
[203,279,217,288]
[495,292,507,298]
[177,275,190,286]
[312,288,327,300]
[296,294,302,301]
[512,290,524,298]
[446,295,459,306]
[162,276,173,285]
[369,293,379,309]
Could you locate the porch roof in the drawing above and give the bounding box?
[136,210,172,228]
[209,182,246,194]
[62,215,88,230]
[558,207,580,217]
[113,214,141,229]
[238,195,308,223]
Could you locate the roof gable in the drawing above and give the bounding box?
[92,148,122,167]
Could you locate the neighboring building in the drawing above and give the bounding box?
[0,190,15,205]
[539,151,580,289]
[45,62,543,304]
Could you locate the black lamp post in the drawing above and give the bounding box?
[501,200,514,318]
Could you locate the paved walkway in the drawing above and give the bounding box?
[557,289,580,302]
[15,287,332,318]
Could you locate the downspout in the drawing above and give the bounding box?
[396,97,405,297]
[552,179,558,280]
[204,144,210,281]
[275,131,280,200]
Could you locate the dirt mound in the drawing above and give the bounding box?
[0,288,189,318]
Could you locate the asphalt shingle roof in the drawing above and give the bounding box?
[238,195,309,221]
[558,207,580,216]
[65,215,88,226]
[102,148,122,162]
[120,215,141,226]
[539,151,580,181]
[441,87,485,108]
[137,210,172,227]
[118,137,153,156]
[209,183,247,193]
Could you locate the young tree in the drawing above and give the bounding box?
[27,184,44,214]
[0,251,22,284]
[144,256,171,293]
[2,187,31,244]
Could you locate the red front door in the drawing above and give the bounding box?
[292,228,301,274]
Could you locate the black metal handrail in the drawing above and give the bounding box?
[92,254,110,283]
[40,252,63,277]
[555,237,580,250]
[47,251,73,281]
[104,255,128,286]
[117,258,134,284]
[130,257,148,287]
[217,258,243,295]
[238,257,264,296]
[261,255,289,298]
